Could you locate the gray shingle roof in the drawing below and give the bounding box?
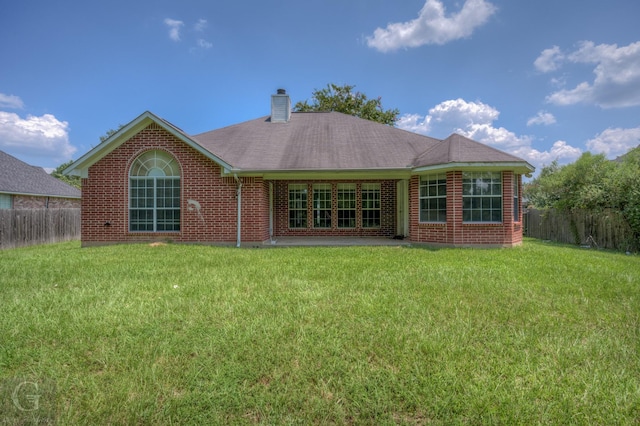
[0,151,81,198]
[412,133,527,167]
[192,112,532,172]
[193,112,442,170]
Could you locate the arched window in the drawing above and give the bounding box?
[129,150,181,232]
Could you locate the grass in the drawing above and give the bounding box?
[0,239,638,424]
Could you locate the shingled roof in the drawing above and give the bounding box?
[192,112,442,170]
[0,150,81,198]
[64,104,534,179]
[192,112,533,173]
[412,133,528,168]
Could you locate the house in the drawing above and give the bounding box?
[64,90,534,247]
[0,150,81,209]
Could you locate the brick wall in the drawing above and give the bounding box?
[13,195,80,209]
[81,123,268,246]
[81,122,523,247]
[410,171,523,247]
[273,180,396,238]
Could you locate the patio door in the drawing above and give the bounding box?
[396,180,409,237]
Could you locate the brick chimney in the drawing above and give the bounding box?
[270,89,290,123]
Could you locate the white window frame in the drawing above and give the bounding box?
[288,184,308,229]
[361,183,381,228]
[129,151,181,232]
[313,184,332,228]
[419,174,447,223]
[462,172,503,223]
[337,183,356,228]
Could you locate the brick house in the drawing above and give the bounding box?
[65,90,534,247]
[0,150,81,209]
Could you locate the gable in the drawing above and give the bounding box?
[64,111,233,179]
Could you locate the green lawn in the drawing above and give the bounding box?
[1,239,638,424]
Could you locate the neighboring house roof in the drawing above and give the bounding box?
[0,150,81,198]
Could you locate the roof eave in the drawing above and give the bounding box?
[63,111,234,178]
[224,167,413,180]
[412,162,535,175]
[0,190,81,199]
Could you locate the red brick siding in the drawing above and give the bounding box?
[273,180,396,238]
[410,171,523,247]
[13,195,80,209]
[81,124,269,245]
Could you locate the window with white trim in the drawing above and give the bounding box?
[337,183,356,228]
[419,174,446,222]
[288,184,308,228]
[361,183,381,228]
[129,150,180,232]
[313,184,332,228]
[462,172,502,223]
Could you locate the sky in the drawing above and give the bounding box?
[1,0,639,176]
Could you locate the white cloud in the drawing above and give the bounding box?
[0,93,24,109]
[366,0,496,52]
[534,46,564,73]
[396,113,431,135]
[543,40,640,108]
[586,126,640,158]
[194,19,208,32]
[0,111,76,161]
[512,141,582,165]
[396,98,582,168]
[196,39,212,49]
[164,18,184,42]
[527,111,556,126]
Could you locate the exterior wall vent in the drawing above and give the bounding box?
[271,89,291,123]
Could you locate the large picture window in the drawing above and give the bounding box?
[288,184,308,228]
[361,183,381,228]
[313,184,332,228]
[462,172,502,223]
[419,174,446,222]
[129,150,180,232]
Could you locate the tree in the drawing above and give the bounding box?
[294,84,399,126]
[100,126,123,143]
[524,153,618,211]
[607,146,640,239]
[52,127,125,188]
[523,147,640,248]
[52,160,81,189]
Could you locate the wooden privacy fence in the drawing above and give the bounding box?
[524,208,636,251]
[0,208,80,249]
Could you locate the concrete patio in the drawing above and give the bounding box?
[262,236,412,247]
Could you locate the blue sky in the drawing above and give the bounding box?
[1,0,639,175]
